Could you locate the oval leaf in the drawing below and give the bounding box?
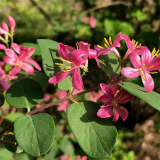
[37,39,72,91]
[118,82,160,111]
[3,135,23,153]
[5,79,44,109]
[99,52,121,78]
[14,113,55,157]
[66,101,117,159]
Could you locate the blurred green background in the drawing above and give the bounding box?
[0,0,160,160]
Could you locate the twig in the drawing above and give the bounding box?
[0,140,18,146]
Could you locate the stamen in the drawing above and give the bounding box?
[135,41,138,47]
[140,68,142,72]
[151,71,158,74]
[113,101,117,106]
[60,57,66,62]
[76,42,79,49]
[61,69,66,72]
[97,45,104,49]
[141,74,145,79]
[55,63,63,66]
[67,61,71,64]
[142,63,145,67]
[109,37,112,45]
[65,66,71,70]
[152,48,156,55]
[104,43,108,48]
[148,65,154,69]
[132,39,135,44]
[104,38,109,45]
[120,107,123,110]
[115,93,122,101]
[155,49,159,56]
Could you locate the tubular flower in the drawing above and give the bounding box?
[121,48,160,92]
[123,34,147,60]
[3,45,41,76]
[0,66,17,90]
[97,83,134,121]
[49,43,87,91]
[94,32,123,58]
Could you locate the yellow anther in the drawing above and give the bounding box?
[155,49,160,56]
[132,39,135,44]
[138,43,141,46]
[104,38,109,45]
[142,63,145,67]
[104,43,108,48]
[97,45,104,49]
[65,66,71,70]
[76,42,79,49]
[55,63,63,66]
[148,65,154,69]
[157,53,160,57]
[116,93,122,101]
[120,107,123,109]
[140,68,142,72]
[141,74,145,79]
[20,63,23,67]
[135,41,138,47]
[151,71,158,74]
[152,48,156,55]
[67,60,71,64]
[61,69,66,72]
[109,37,112,45]
[60,57,66,62]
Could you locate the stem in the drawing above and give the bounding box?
[109,64,121,83]
[0,140,18,146]
[10,36,13,49]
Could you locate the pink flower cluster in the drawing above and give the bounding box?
[82,16,97,28]
[0,16,41,91]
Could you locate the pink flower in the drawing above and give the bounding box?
[88,16,96,28]
[0,66,17,90]
[7,16,16,33]
[121,48,160,92]
[60,154,73,160]
[74,3,82,10]
[97,83,134,121]
[94,32,123,59]
[88,90,104,102]
[3,45,41,76]
[49,43,87,91]
[123,34,147,59]
[77,155,87,160]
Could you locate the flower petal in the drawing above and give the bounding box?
[116,89,134,103]
[21,63,34,74]
[141,72,154,92]
[71,49,86,66]
[78,41,89,55]
[1,80,11,90]
[130,52,142,68]
[12,43,20,54]
[100,83,114,99]
[0,44,6,50]
[58,43,71,61]
[147,56,160,71]
[49,70,72,84]
[115,104,128,121]
[121,67,141,79]
[97,105,113,118]
[9,66,21,76]
[3,56,16,66]
[112,32,123,47]
[72,68,84,91]
[99,95,113,104]
[25,58,41,71]
[19,46,28,61]
[94,57,100,68]
[88,49,97,59]
[27,47,35,58]
[5,49,18,60]
[109,84,119,95]
[65,45,76,53]
[112,110,119,122]
[141,48,153,64]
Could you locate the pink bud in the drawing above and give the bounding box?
[1,22,9,39]
[0,27,8,34]
[7,16,16,33]
[0,44,6,50]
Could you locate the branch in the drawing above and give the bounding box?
[0,140,18,146]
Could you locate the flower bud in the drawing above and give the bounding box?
[7,16,16,33]
[1,22,9,39]
[0,44,6,50]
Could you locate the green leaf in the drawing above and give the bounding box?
[0,148,14,160]
[59,138,74,155]
[3,135,23,153]
[5,79,44,109]
[14,113,55,157]
[0,93,4,107]
[66,101,117,159]
[5,112,24,122]
[15,153,33,160]
[98,52,120,78]
[20,43,41,55]
[37,39,72,91]
[118,82,160,111]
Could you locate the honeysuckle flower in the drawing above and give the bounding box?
[121,48,160,92]
[97,83,134,121]
[88,16,97,28]
[7,16,16,33]
[94,32,123,58]
[3,46,41,76]
[1,22,9,39]
[123,34,147,60]
[49,43,87,91]
[0,27,9,35]
[0,66,17,90]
